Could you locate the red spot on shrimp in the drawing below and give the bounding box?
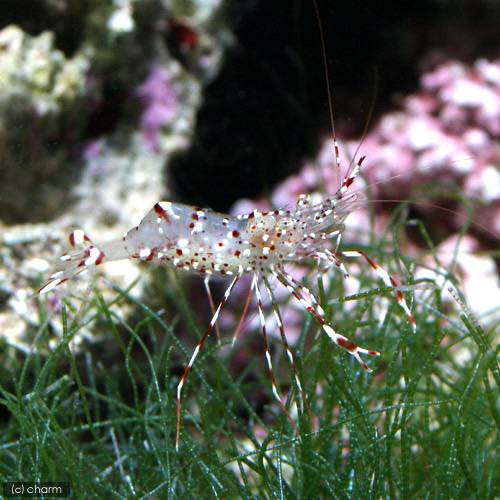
[232,230,240,238]
[234,250,241,257]
[337,337,358,352]
[191,213,199,220]
[218,242,224,247]
[176,249,183,256]
[95,252,105,265]
[364,254,377,270]
[154,203,171,223]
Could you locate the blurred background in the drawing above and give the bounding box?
[0,0,498,345]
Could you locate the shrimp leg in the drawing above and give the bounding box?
[261,274,307,413]
[176,272,241,450]
[252,275,298,433]
[275,268,380,371]
[340,250,417,332]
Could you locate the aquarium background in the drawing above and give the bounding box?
[0,0,498,497]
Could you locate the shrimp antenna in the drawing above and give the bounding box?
[347,67,378,177]
[312,0,340,188]
[313,0,336,145]
[312,0,379,184]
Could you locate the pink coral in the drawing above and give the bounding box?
[136,63,178,152]
[351,58,500,240]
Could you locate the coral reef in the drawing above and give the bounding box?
[0,0,226,348]
[356,58,500,240]
[0,25,92,223]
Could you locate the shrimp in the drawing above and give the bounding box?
[38,153,416,450]
[37,0,417,451]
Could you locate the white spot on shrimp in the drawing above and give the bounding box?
[139,248,151,260]
[191,222,203,234]
[38,278,63,294]
[84,247,101,266]
[72,229,85,246]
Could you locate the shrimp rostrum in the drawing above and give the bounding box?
[38,156,416,449]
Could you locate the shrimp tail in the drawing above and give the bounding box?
[37,229,128,295]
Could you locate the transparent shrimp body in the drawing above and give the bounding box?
[122,202,249,277]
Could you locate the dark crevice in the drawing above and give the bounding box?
[84,82,127,139]
[168,0,500,212]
